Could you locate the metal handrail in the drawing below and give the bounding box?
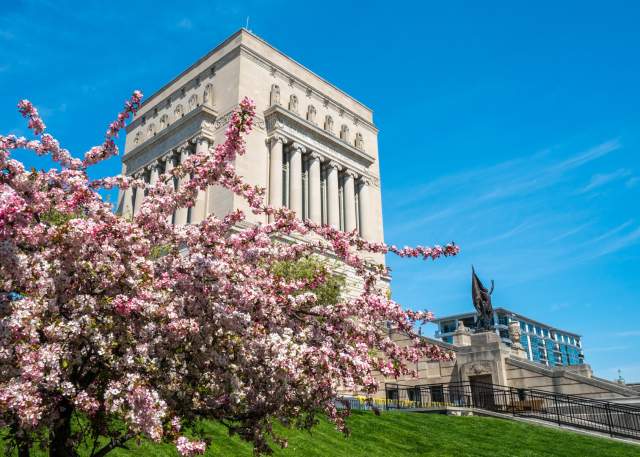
[390,380,640,412]
[382,381,640,440]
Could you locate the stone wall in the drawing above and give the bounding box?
[505,357,638,399]
[370,329,638,402]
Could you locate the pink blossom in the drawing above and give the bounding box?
[176,436,206,456]
[0,92,459,456]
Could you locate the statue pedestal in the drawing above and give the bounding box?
[510,344,528,359]
[452,321,472,346]
[456,331,510,386]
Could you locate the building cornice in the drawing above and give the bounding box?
[264,105,376,170]
[238,45,378,133]
[122,105,218,164]
[133,29,377,133]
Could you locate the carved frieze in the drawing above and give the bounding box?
[208,109,266,132]
[462,361,495,378]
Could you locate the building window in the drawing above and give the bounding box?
[306,105,317,124]
[289,94,298,113]
[441,321,457,333]
[462,317,475,328]
[407,388,422,403]
[340,124,349,142]
[520,335,529,348]
[430,385,444,403]
[324,115,334,133]
[386,388,399,401]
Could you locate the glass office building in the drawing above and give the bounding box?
[432,307,585,367]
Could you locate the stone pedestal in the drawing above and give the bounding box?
[454,331,510,386]
[452,321,471,347]
[510,345,528,359]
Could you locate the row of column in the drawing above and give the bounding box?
[120,137,210,224]
[268,135,373,240]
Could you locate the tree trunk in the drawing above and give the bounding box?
[49,398,76,457]
[17,439,30,457]
[11,422,31,457]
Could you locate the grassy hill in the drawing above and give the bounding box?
[3,411,638,456]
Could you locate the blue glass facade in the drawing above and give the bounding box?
[433,307,584,368]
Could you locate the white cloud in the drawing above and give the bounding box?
[589,345,630,353]
[578,168,631,193]
[549,223,591,243]
[612,330,640,337]
[551,139,621,173]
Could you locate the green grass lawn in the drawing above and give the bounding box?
[4,411,638,457]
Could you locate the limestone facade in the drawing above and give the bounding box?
[381,330,639,403]
[118,29,384,263]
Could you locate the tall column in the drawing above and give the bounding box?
[163,152,177,224]
[192,137,209,223]
[148,162,160,187]
[308,152,322,223]
[174,146,190,225]
[343,170,357,232]
[268,136,285,220]
[138,163,160,217]
[120,186,133,218]
[358,178,373,240]
[289,142,305,218]
[132,171,146,217]
[326,161,341,229]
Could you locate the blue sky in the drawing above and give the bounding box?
[2,1,639,381]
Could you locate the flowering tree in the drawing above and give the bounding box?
[0,92,459,456]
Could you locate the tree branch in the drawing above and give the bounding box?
[92,432,135,457]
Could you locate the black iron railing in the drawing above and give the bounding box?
[381,381,640,440]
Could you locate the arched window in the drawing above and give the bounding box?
[203,84,214,108]
[159,114,169,130]
[324,115,334,133]
[306,105,317,123]
[174,104,183,119]
[188,94,198,111]
[340,124,349,142]
[289,94,298,113]
[270,84,280,106]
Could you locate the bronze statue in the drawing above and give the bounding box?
[471,266,494,331]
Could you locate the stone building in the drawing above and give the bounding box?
[383,327,639,402]
[118,29,384,266]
